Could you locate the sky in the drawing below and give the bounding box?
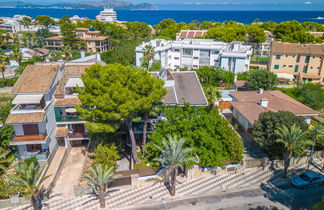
[2,0,323,4]
[1,0,324,10]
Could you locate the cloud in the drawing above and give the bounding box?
[304,1,312,4]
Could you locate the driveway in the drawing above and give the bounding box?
[51,147,86,198]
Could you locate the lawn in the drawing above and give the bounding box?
[133,152,158,170]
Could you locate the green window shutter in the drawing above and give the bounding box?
[308,78,312,82]
[303,66,308,73]
[54,107,62,121]
[294,65,299,72]
[305,56,310,63]
[274,64,279,70]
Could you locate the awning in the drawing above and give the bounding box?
[12,94,43,104]
[275,73,294,80]
[65,77,84,88]
[65,108,77,113]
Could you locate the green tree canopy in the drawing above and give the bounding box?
[35,15,55,27]
[204,22,247,42]
[195,66,234,88]
[92,143,120,169]
[253,111,308,159]
[246,69,278,90]
[146,104,244,167]
[77,64,166,162]
[246,25,266,43]
[280,83,324,111]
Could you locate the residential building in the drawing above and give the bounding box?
[96,8,117,22]
[136,39,252,73]
[45,28,108,53]
[248,31,274,57]
[229,89,318,132]
[151,69,208,106]
[176,30,208,41]
[269,42,324,83]
[5,64,62,164]
[5,54,104,164]
[0,17,60,34]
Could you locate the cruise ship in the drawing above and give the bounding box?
[96,8,117,22]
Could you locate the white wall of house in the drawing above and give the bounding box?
[14,124,24,136]
[136,39,252,71]
[232,108,253,131]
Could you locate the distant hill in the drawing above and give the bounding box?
[0,0,158,10]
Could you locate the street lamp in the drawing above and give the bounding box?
[307,127,324,170]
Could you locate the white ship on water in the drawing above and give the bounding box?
[96,7,117,22]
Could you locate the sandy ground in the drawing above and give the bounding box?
[51,147,86,198]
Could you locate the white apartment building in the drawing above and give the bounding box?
[136,39,253,73]
[0,17,60,34]
[96,8,117,23]
[5,55,104,165]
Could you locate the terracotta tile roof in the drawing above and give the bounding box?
[6,112,46,124]
[82,36,107,41]
[11,65,58,94]
[35,48,50,55]
[55,127,68,137]
[76,28,89,31]
[54,65,90,96]
[234,80,248,88]
[45,36,63,41]
[178,30,208,39]
[230,90,318,125]
[54,98,82,106]
[272,42,324,56]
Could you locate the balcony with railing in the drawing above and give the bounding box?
[17,149,50,161]
[55,107,83,122]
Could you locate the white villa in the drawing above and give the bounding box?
[136,39,253,73]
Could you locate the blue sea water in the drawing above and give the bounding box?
[0,8,324,25]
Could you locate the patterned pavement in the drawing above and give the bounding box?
[6,159,323,210]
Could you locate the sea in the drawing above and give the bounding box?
[0,8,324,25]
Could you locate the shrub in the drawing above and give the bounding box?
[0,78,17,88]
[146,104,244,168]
[253,111,308,159]
[92,143,120,169]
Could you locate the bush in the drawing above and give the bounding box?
[146,104,244,168]
[0,78,17,88]
[0,177,22,199]
[253,111,308,159]
[247,69,278,90]
[92,143,120,169]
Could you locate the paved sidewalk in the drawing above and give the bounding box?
[6,159,323,210]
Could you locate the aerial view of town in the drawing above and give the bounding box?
[0,0,323,209]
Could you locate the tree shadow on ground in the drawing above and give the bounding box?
[260,162,322,209]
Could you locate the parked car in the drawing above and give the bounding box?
[291,171,324,188]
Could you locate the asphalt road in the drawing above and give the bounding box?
[122,183,324,210]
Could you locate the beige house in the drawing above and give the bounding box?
[45,28,108,53]
[269,42,324,83]
[230,90,318,132]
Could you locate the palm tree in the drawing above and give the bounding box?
[0,52,9,79]
[0,148,14,174]
[11,159,50,210]
[63,45,72,61]
[154,136,195,196]
[12,46,23,65]
[83,164,118,208]
[275,124,308,178]
[143,45,155,70]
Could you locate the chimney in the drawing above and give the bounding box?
[258,88,264,94]
[81,51,85,58]
[96,53,101,61]
[260,98,268,107]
